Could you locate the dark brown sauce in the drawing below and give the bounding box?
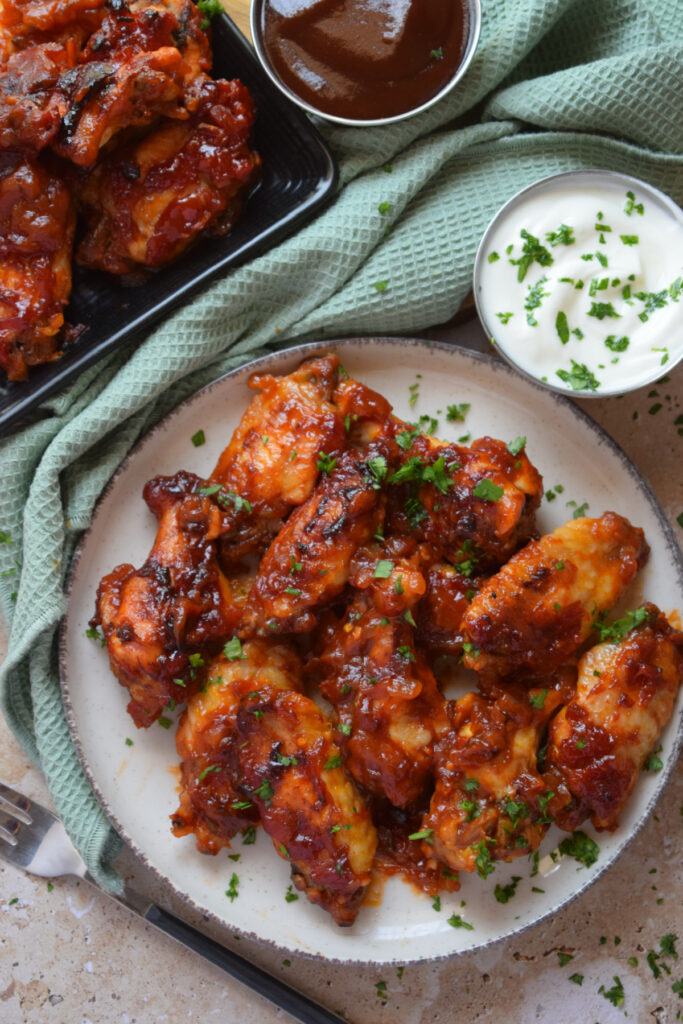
[261,0,470,121]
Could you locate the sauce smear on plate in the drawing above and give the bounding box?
[261,0,469,120]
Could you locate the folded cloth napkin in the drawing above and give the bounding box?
[1,0,681,891]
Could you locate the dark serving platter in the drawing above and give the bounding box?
[0,11,338,435]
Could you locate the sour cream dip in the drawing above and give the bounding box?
[474,171,683,396]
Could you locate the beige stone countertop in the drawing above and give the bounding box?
[1,324,682,1024]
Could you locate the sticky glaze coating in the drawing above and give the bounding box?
[261,0,469,121]
[92,354,683,926]
[547,604,683,831]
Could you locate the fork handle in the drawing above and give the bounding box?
[144,905,348,1024]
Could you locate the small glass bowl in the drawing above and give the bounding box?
[472,169,683,398]
[249,0,481,128]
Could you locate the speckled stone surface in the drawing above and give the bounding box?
[1,324,681,1024]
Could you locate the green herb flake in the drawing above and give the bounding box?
[494,876,522,904]
[624,190,644,216]
[472,839,495,879]
[472,478,504,502]
[598,975,625,1008]
[488,251,500,263]
[285,885,299,903]
[430,46,444,60]
[408,828,434,842]
[556,361,601,392]
[595,605,649,643]
[569,973,583,986]
[191,429,206,447]
[197,0,222,29]
[317,451,338,475]
[372,280,389,293]
[510,230,554,282]
[446,402,470,422]
[225,872,239,901]
[529,689,549,709]
[496,312,514,325]
[378,201,392,215]
[374,559,394,579]
[620,234,639,246]
[431,894,441,912]
[587,302,620,320]
[605,334,629,352]
[375,980,388,1000]
[254,779,274,805]
[557,952,574,967]
[558,830,599,868]
[447,913,474,930]
[546,224,575,247]
[157,716,172,730]
[324,754,342,771]
[198,764,220,782]
[525,276,549,326]
[464,778,479,792]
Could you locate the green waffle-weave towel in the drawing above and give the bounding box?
[1,0,682,890]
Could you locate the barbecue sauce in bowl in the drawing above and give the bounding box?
[258,0,473,123]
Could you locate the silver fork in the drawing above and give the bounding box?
[0,780,347,1024]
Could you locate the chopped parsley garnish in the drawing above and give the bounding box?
[464,778,479,792]
[572,501,589,518]
[494,876,522,904]
[529,689,549,709]
[366,455,388,487]
[125,737,133,747]
[447,914,474,930]
[556,360,600,392]
[374,559,394,579]
[289,555,302,574]
[598,976,625,1008]
[397,645,416,662]
[408,380,420,407]
[223,636,246,661]
[604,334,629,352]
[458,799,480,822]
[157,716,172,729]
[555,311,570,344]
[446,402,470,422]
[284,586,301,596]
[620,234,639,246]
[408,828,433,842]
[324,754,342,771]
[317,451,338,474]
[85,625,106,647]
[557,952,574,967]
[644,751,663,772]
[430,46,444,60]
[338,722,352,736]
[285,885,299,903]
[569,973,584,986]
[396,426,420,450]
[558,830,599,868]
[197,0,222,29]
[431,895,441,912]
[472,478,504,502]
[191,429,205,447]
[198,764,220,782]
[546,224,575,247]
[472,838,495,878]
[254,779,274,805]
[587,301,620,320]
[507,436,526,456]
[372,280,389,293]
[225,872,239,902]
[422,456,453,494]
[403,608,417,627]
[274,751,299,767]
[594,605,649,643]
[524,276,549,326]
[378,201,392,215]
[624,190,644,216]
[488,251,500,263]
[502,797,528,825]
[375,981,388,1000]
[241,825,257,845]
[510,230,554,282]
[496,312,514,325]
[232,800,252,810]
[0,530,10,543]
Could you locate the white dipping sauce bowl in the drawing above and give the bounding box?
[473,169,683,398]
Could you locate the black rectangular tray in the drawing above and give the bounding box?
[0,11,338,435]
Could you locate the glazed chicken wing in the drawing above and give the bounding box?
[240,444,386,636]
[315,537,449,807]
[172,640,301,853]
[0,149,75,380]
[235,686,377,926]
[416,561,481,658]
[547,603,682,832]
[75,75,259,272]
[92,471,242,727]
[385,434,543,572]
[210,354,346,562]
[462,512,649,678]
[422,685,569,876]
[0,41,77,151]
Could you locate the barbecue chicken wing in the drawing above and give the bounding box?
[315,537,449,807]
[210,354,346,562]
[172,639,377,925]
[416,561,481,658]
[385,434,543,573]
[92,471,242,727]
[422,684,570,876]
[0,150,74,380]
[462,512,649,678]
[76,75,259,273]
[172,640,301,853]
[241,444,386,636]
[0,41,77,151]
[236,686,377,926]
[547,604,682,831]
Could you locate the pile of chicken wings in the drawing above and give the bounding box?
[92,354,683,926]
[0,0,260,379]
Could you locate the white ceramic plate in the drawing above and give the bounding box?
[60,338,683,965]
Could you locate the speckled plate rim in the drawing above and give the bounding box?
[59,337,683,966]
[472,168,683,398]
